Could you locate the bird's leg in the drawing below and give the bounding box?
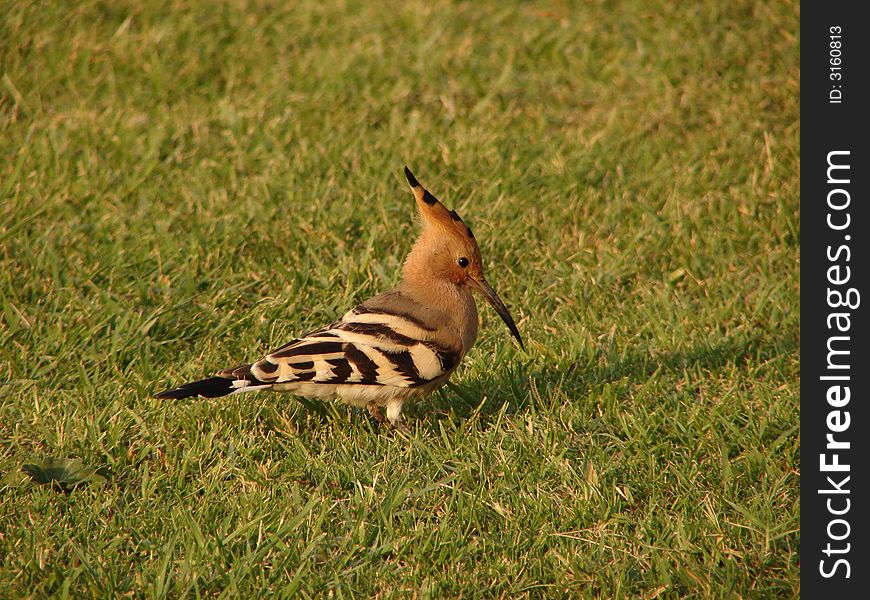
[368,403,387,425]
[368,403,408,433]
[386,400,410,434]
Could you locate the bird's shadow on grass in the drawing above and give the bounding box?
[415,333,795,431]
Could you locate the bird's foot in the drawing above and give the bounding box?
[390,419,411,434]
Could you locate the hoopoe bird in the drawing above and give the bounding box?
[154,167,524,430]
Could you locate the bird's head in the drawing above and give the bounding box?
[402,166,524,349]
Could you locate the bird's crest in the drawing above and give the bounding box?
[404,166,476,243]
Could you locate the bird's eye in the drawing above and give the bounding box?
[457,257,469,268]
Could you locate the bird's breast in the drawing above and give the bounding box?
[457,290,479,355]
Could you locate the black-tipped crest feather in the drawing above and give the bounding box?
[403,166,420,188]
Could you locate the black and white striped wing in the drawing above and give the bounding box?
[246,308,460,388]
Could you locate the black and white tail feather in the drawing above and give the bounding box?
[153,290,460,401]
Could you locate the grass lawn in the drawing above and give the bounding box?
[1,0,799,597]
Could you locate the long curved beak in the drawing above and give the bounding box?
[467,277,524,350]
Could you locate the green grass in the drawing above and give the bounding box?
[1,0,799,597]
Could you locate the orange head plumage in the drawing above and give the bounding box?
[401,166,523,349]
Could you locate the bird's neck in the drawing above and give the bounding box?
[398,273,479,354]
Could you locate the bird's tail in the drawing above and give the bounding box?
[153,364,271,399]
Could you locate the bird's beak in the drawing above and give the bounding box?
[467,277,524,350]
